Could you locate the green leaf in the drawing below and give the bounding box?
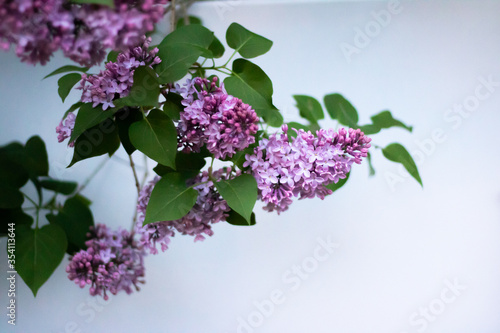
[17,224,67,297]
[39,179,78,195]
[286,122,310,139]
[162,93,183,121]
[69,119,120,167]
[324,93,359,127]
[229,145,256,170]
[0,143,29,188]
[106,50,119,63]
[114,67,159,108]
[58,73,82,103]
[115,108,143,155]
[0,142,25,162]
[176,16,202,28]
[71,0,115,8]
[70,103,117,142]
[63,101,83,119]
[260,109,284,128]
[358,111,412,135]
[358,124,381,135]
[153,164,173,176]
[43,65,88,79]
[287,122,309,131]
[226,210,256,226]
[129,109,177,169]
[0,186,24,209]
[366,152,376,176]
[175,152,207,178]
[46,195,93,254]
[226,23,273,58]
[24,136,49,178]
[154,152,207,179]
[371,110,412,132]
[324,172,350,193]
[0,208,33,236]
[224,58,282,127]
[0,137,48,189]
[143,173,198,225]
[382,143,423,187]
[207,36,225,58]
[155,25,214,83]
[293,95,324,123]
[215,174,257,225]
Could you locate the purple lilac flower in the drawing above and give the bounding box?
[78,36,161,110]
[55,112,76,147]
[174,77,259,159]
[0,0,168,66]
[244,125,371,214]
[66,224,145,300]
[135,168,235,254]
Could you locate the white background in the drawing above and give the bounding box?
[1,1,500,332]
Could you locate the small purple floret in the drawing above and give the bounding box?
[66,224,145,300]
[243,126,371,213]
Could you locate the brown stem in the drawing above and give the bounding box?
[129,154,141,195]
[170,0,176,32]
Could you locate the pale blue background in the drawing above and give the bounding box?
[1,1,500,332]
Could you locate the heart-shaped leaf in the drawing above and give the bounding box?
[129,109,177,169]
[46,195,94,254]
[224,59,282,127]
[293,95,324,123]
[143,173,198,225]
[58,73,82,103]
[155,25,214,83]
[324,93,359,127]
[226,23,273,58]
[17,224,67,297]
[215,174,257,225]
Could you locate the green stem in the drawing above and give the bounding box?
[186,180,209,191]
[76,158,109,194]
[23,193,38,207]
[222,49,238,68]
[140,154,149,188]
[207,157,216,183]
[35,207,39,229]
[199,66,233,76]
[170,0,176,32]
[129,155,141,195]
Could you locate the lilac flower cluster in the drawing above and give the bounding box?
[174,77,259,159]
[135,168,235,254]
[55,112,76,147]
[78,36,161,110]
[244,125,371,213]
[66,224,145,300]
[0,0,168,66]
